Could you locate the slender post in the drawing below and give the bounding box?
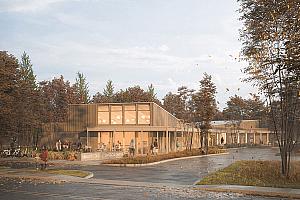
[122,131,125,153]
[86,129,89,147]
[141,130,144,155]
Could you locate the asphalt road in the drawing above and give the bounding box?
[0,177,288,200]
[0,147,295,200]
[76,147,285,185]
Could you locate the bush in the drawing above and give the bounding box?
[104,147,227,164]
[43,151,79,161]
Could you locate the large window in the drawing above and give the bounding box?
[124,105,136,124]
[98,105,109,125]
[111,105,122,124]
[138,104,150,124]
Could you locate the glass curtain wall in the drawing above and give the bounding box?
[111,105,122,124]
[124,105,136,125]
[138,104,150,124]
[98,105,109,124]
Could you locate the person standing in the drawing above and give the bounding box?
[153,139,158,155]
[129,139,135,157]
[39,146,48,170]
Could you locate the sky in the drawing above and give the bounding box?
[0,0,258,109]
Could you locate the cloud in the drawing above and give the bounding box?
[158,44,170,52]
[0,0,66,13]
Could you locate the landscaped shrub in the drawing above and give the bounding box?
[104,147,227,164]
[39,151,79,161]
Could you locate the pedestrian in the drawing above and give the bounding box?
[153,139,158,155]
[58,140,62,151]
[129,139,135,157]
[150,143,154,155]
[221,137,224,145]
[39,146,48,170]
[176,139,180,151]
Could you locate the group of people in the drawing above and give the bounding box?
[128,138,159,157]
[55,140,83,151]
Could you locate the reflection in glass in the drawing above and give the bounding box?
[125,111,136,124]
[111,111,122,124]
[138,104,150,111]
[138,110,150,124]
[98,111,109,124]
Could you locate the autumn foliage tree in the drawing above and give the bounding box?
[239,0,300,177]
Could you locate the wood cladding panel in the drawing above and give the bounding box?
[67,103,180,132]
[152,103,178,127]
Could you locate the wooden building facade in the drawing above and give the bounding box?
[66,102,200,154]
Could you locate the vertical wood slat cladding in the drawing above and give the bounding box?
[68,102,180,132]
[68,104,88,132]
[87,104,97,127]
[152,103,178,127]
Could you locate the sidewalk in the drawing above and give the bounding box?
[195,185,300,199]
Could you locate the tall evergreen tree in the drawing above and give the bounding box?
[103,80,114,99]
[18,52,40,145]
[193,73,217,154]
[74,72,90,104]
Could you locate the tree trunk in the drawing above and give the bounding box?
[204,130,208,155]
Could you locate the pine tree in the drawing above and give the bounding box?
[103,80,114,101]
[74,72,90,104]
[17,52,40,145]
[193,73,217,154]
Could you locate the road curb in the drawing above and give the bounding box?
[103,152,229,167]
[84,172,94,179]
[195,185,300,199]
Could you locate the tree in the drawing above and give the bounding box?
[193,73,217,154]
[239,0,300,177]
[39,76,77,123]
[223,95,245,144]
[103,80,114,101]
[17,52,41,146]
[114,86,150,103]
[74,72,90,104]
[163,86,194,122]
[163,92,183,117]
[0,51,20,142]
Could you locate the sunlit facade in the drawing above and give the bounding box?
[66,102,201,154]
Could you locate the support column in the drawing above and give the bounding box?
[260,133,263,144]
[216,132,219,145]
[192,126,195,148]
[97,132,101,150]
[253,133,256,144]
[175,129,177,152]
[245,133,248,144]
[267,133,269,145]
[86,129,89,147]
[122,131,125,153]
[141,130,144,155]
[156,131,159,153]
[166,130,170,153]
[135,131,138,155]
[237,133,240,144]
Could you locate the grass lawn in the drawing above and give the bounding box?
[45,169,90,178]
[103,147,227,165]
[197,160,300,189]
